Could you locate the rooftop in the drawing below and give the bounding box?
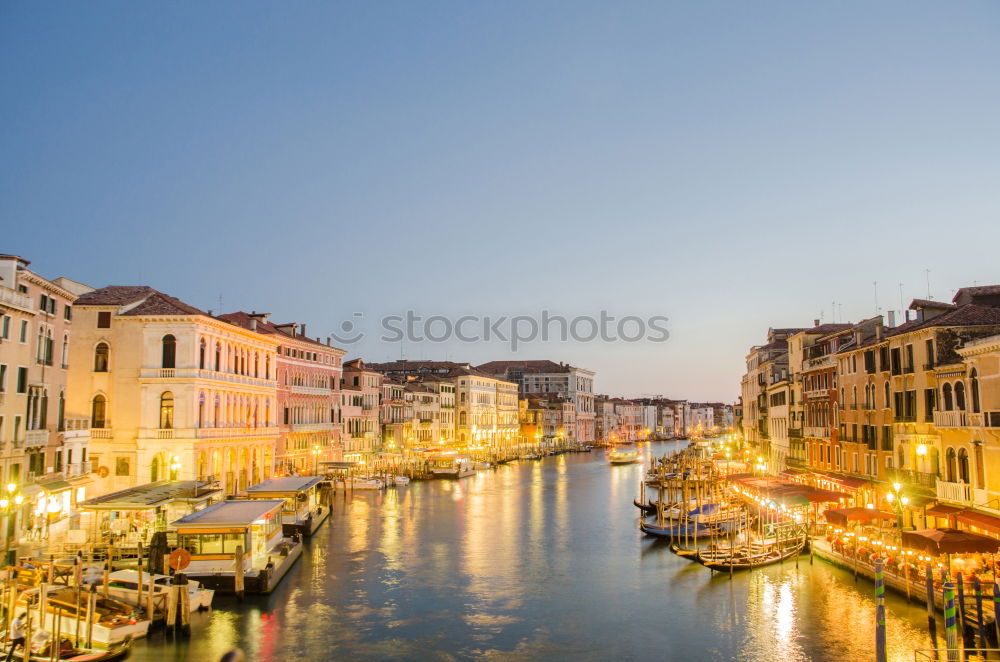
[80,480,221,510]
[172,499,285,527]
[245,476,325,493]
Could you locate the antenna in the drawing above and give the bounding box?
[873,281,879,315]
[898,283,904,320]
[832,301,836,323]
[926,269,931,299]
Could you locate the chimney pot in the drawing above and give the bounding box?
[250,318,258,331]
[300,323,307,337]
[814,319,820,327]
[887,310,896,328]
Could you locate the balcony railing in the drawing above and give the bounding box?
[0,286,33,312]
[803,426,829,439]
[937,480,973,505]
[291,423,331,432]
[139,368,276,388]
[933,411,967,428]
[887,468,938,489]
[90,428,113,439]
[196,425,279,438]
[290,385,333,396]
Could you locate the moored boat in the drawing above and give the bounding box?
[608,449,640,464]
[16,585,150,646]
[100,569,215,612]
[0,636,132,661]
[393,475,411,487]
[348,477,386,490]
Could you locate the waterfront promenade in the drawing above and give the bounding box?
[128,441,936,662]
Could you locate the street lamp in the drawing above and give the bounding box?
[885,482,909,540]
[1,483,25,565]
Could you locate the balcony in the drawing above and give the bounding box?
[291,423,331,432]
[196,425,279,439]
[24,429,49,447]
[90,428,113,439]
[937,480,973,505]
[803,426,829,439]
[139,367,276,389]
[804,355,835,371]
[887,468,937,490]
[788,428,803,439]
[0,286,33,312]
[290,385,333,396]
[933,411,967,428]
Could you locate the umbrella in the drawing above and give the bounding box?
[901,528,1000,555]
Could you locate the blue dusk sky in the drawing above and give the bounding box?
[3,2,999,401]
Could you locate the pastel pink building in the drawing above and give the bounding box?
[219,313,344,475]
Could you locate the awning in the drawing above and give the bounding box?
[956,510,1000,535]
[35,479,72,493]
[902,528,1000,555]
[824,507,896,528]
[926,504,964,517]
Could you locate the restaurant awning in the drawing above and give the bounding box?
[824,507,896,528]
[926,503,965,517]
[956,509,1000,535]
[902,528,1000,555]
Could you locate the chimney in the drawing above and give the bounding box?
[250,318,258,331]
[814,319,820,327]
[887,310,896,328]
[855,329,863,346]
[300,323,307,337]
[915,309,924,323]
[875,322,883,341]
[905,310,912,322]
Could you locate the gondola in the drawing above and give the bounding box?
[0,635,132,661]
[693,541,805,570]
[638,517,717,538]
[633,499,656,514]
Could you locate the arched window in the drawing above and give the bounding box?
[884,383,890,409]
[254,352,259,378]
[955,382,966,411]
[159,391,174,429]
[198,392,205,428]
[199,338,207,370]
[61,334,69,367]
[94,343,110,372]
[957,448,970,483]
[265,355,270,380]
[215,342,222,371]
[162,334,176,369]
[970,370,981,414]
[57,391,65,431]
[151,456,160,483]
[91,394,107,428]
[942,383,954,411]
[945,447,957,482]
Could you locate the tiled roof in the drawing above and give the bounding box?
[838,304,1000,354]
[953,286,1000,303]
[217,311,339,350]
[74,285,158,306]
[477,360,572,374]
[74,285,207,316]
[910,299,956,310]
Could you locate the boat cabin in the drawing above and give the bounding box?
[245,476,328,536]
[172,499,285,575]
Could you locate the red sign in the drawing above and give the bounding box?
[169,548,191,571]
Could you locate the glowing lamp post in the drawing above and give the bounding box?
[1,483,25,565]
[886,482,909,540]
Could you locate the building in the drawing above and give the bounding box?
[477,360,596,445]
[739,328,803,470]
[67,286,281,496]
[380,378,411,453]
[594,396,618,444]
[217,312,344,475]
[369,361,518,455]
[0,255,92,536]
[341,359,382,461]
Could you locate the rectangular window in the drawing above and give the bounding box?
[882,425,892,451]
[890,348,901,375]
[1,316,8,339]
[925,339,934,368]
[879,347,890,372]
[905,345,914,373]
[0,364,5,392]
[64,305,72,321]
[924,389,936,422]
[864,351,875,374]
[16,367,27,393]
[97,311,111,328]
[19,320,28,343]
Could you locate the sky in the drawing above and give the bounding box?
[3,2,999,402]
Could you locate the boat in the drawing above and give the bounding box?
[608,449,640,464]
[632,499,657,515]
[638,517,718,538]
[474,461,491,470]
[393,475,410,487]
[245,476,330,536]
[429,455,476,479]
[16,586,151,646]
[693,540,805,570]
[101,569,215,612]
[0,636,132,661]
[348,477,385,490]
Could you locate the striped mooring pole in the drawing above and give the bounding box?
[925,563,936,625]
[944,582,959,662]
[973,575,986,650]
[994,582,1000,648]
[875,559,887,662]
[956,572,967,646]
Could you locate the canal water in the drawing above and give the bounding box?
[133,440,942,661]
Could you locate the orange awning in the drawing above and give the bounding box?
[956,510,1000,535]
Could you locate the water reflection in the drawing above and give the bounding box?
[132,441,939,661]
